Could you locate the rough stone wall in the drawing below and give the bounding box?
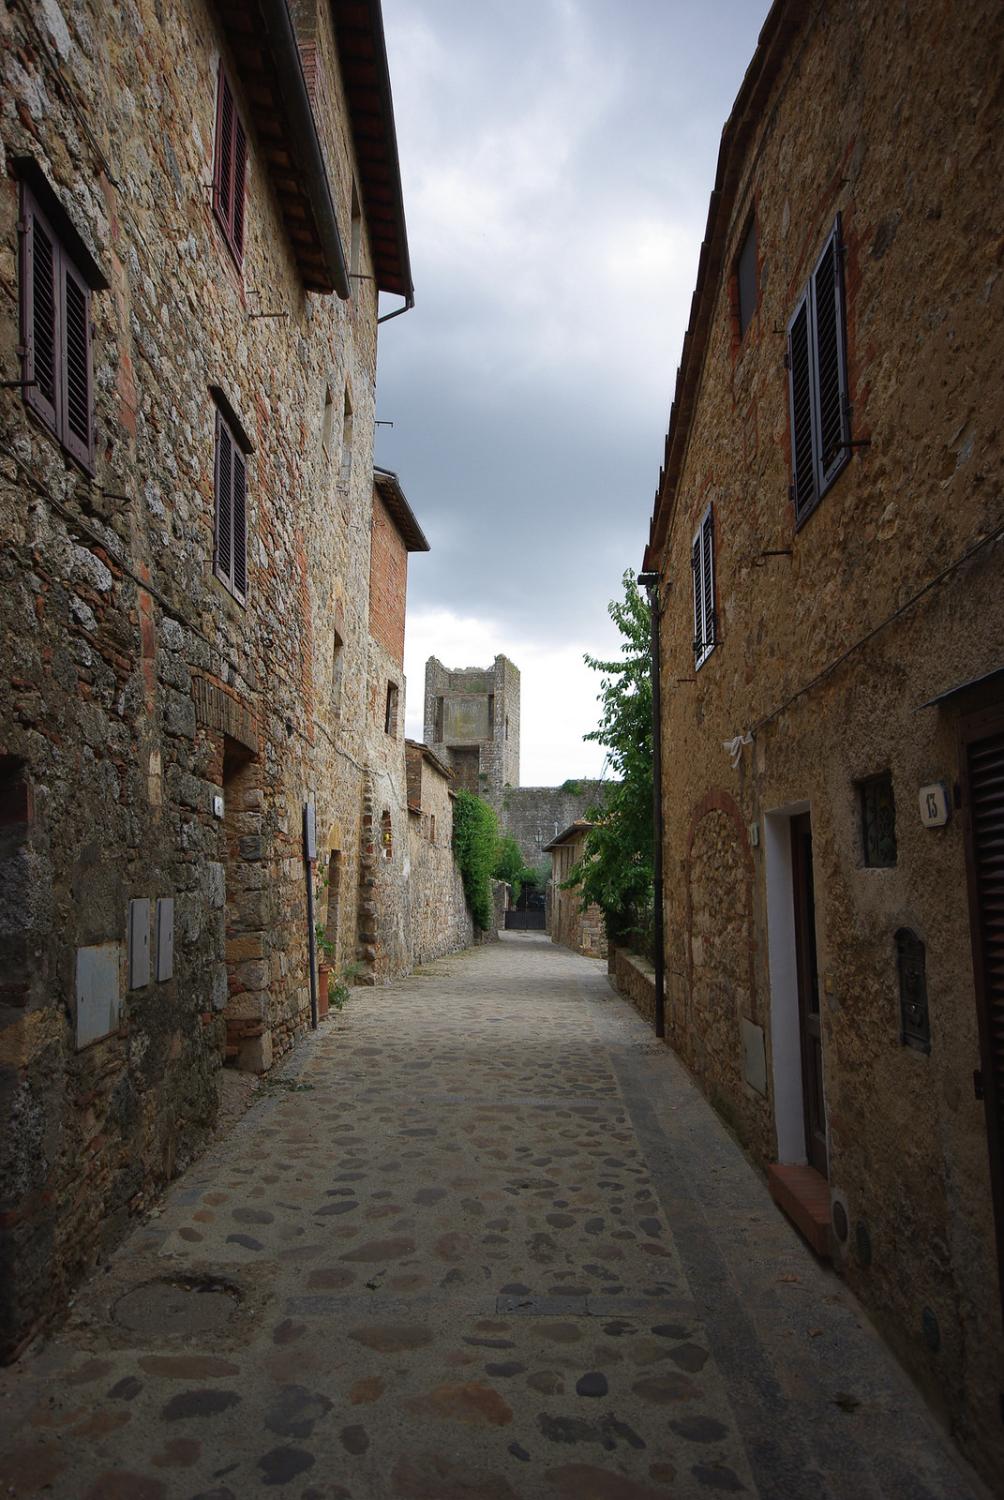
[548,834,607,958]
[0,0,383,1357]
[406,769,473,967]
[506,782,608,867]
[363,633,409,982]
[649,0,1004,1477]
[608,946,656,1026]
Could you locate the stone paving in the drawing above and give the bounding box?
[0,934,990,1499]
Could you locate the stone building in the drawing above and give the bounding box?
[356,467,429,982]
[0,0,413,1360]
[641,0,1004,1479]
[544,821,607,958]
[424,655,520,811]
[405,739,474,966]
[423,654,608,866]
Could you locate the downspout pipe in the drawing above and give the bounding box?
[257,0,351,299]
[638,571,665,1039]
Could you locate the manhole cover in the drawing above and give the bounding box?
[114,1276,240,1336]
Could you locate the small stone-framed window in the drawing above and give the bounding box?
[735,216,758,339]
[212,63,248,267]
[858,771,897,867]
[384,681,399,736]
[430,814,436,845]
[17,168,105,472]
[331,630,344,715]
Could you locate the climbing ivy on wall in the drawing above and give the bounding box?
[452,790,499,931]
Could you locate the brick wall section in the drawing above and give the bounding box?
[368,488,408,666]
[645,0,1004,1480]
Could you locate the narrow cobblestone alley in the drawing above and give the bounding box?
[0,936,989,1500]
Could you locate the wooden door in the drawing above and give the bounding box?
[960,703,1004,1323]
[791,813,828,1176]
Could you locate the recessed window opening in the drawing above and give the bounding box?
[331,630,344,714]
[213,404,249,603]
[430,814,436,844]
[736,216,758,339]
[381,809,393,861]
[322,384,335,456]
[858,771,897,867]
[384,681,399,736]
[340,388,353,486]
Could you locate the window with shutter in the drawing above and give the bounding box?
[786,215,850,525]
[213,409,249,603]
[19,183,94,470]
[212,64,248,266]
[691,503,717,670]
[736,217,758,339]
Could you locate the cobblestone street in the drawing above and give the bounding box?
[0,935,989,1499]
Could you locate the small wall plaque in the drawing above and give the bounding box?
[212,794,224,818]
[918,782,949,828]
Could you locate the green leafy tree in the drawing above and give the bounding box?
[452,789,499,931]
[493,835,529,906]
[567,570,653,953]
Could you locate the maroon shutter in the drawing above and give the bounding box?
[214,67,234,230]
[788,293,815,520]
[22,195,59,434]
[232,118,247,258]
[62,258,92,469]
[961,706,1004,1323]
[215,414,233,587]
[232,446,247,598]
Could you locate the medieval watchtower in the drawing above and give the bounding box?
[423,656,520,815]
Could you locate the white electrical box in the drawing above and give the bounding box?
[156,897,175,982]
[918,782,950,828]
[128,898,151,988]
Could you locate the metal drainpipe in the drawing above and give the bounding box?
[638,572,665,1038]
[377,294,415,325]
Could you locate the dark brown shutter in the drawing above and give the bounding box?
[214,67,234,230]
[22,196,59,433]
[812,217,849,489]
[62,258,92,468]
[787,293,815,519]
[961,705,1004,1322]
[232,446,247,598]
[232,119,247,257]
[691,536,702,663]
[702,510,715,647]
[215,413,233,587]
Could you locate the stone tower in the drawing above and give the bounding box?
[424,656,520,814]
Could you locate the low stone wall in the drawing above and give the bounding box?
[407,814,473,968]
[608,945,656,1025]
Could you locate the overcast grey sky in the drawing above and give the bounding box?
[374,0,771,783]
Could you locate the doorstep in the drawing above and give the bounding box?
[768,1163,832,1259]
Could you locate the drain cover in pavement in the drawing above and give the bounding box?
[114,1276,240,1336]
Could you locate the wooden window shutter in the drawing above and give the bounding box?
[787,291,816,520]
[692,504,716,669]
[213,408,248,602]
[232,445,247,598]
[960,704,1004,1326]
[21,194,59,434]
[213,65,247,265]
[62,257,92,468]
[811,216,850,493]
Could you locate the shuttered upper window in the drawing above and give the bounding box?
[786,215,850,525]
[691,503,716,670]
[212,64,248,266]
[213,409,248,602]
[19,183,94,471]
